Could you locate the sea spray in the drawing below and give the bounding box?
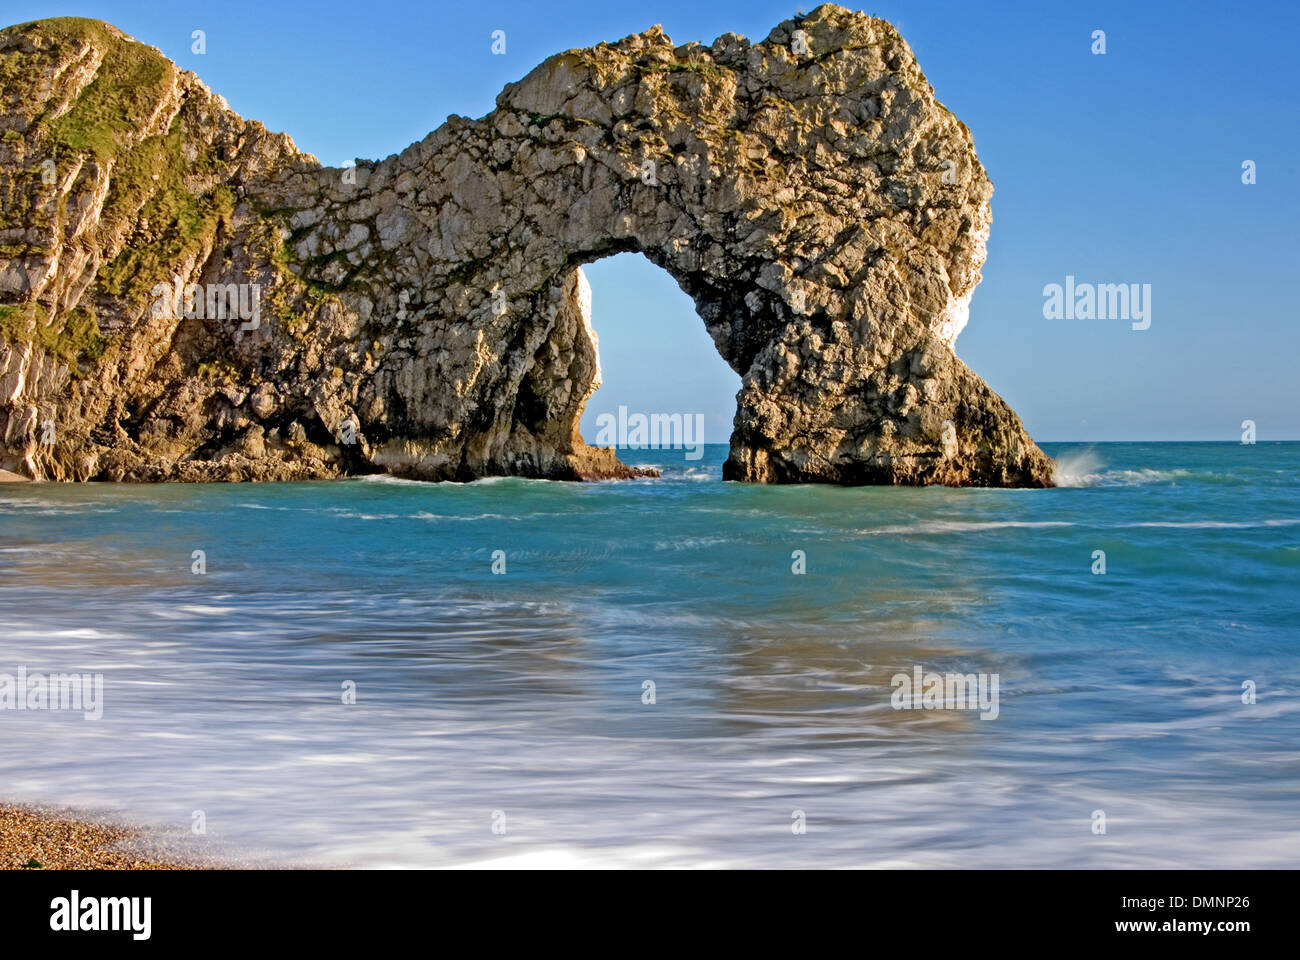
[1052,448,1104,487]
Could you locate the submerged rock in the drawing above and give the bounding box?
[0,8,1052,486]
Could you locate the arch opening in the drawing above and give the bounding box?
[576,252,740,474]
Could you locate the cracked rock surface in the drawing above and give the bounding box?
[0,6,1053,485]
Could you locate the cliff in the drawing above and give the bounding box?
[0,7,1053,485]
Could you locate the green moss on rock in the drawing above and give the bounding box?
[0,300,107,371]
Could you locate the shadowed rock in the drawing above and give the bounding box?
[0,7,1053,485]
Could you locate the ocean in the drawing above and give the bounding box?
[1,441,1297,867]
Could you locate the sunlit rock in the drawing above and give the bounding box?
[0,8,1052,485]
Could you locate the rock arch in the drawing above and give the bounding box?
[0,7,1053,485]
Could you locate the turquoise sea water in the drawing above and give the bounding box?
[0,441,1297,867]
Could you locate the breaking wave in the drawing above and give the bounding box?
[1053,450,1200,488]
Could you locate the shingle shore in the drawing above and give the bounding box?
[0,803,204,870]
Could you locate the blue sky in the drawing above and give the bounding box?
[8,0,1298,441]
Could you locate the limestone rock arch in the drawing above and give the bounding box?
[0,7,1053,485]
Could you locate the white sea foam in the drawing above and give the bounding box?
[320,509,401,520]
[858,517,1299,536]
[859,520,1076,536]
[349,474,430,485]
[0,501,119,515]
[1134,519,1300,529]
[468,475,557,486]
[652,536,730,550]
[1053,450,1199,488]
[413,510,534,521]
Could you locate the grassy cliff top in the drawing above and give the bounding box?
[0,18,178,160]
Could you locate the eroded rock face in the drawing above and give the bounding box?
[0,7,1053,485]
